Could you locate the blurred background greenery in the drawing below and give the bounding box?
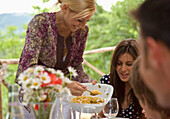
[0,0,144,118]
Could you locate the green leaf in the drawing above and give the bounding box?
[43,0,50,3]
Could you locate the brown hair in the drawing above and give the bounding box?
[131,0,170,49]
[130,57,170,118]
[109,39,142,117]
[130,57,161,110]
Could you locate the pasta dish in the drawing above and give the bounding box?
[72,95,104,104]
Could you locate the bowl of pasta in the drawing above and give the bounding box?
[65,83,114,113]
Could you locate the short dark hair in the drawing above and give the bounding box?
[129,57,161,111]
[131,0,170,49]
[130,57,170,118]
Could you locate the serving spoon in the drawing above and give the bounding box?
[86,89,102,96]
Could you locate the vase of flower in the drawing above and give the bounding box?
[31,102,54,119]
[17,66,77,119]
[30,96,64,119]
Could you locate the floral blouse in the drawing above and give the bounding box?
[15,12,93,84]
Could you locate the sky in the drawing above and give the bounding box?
[0,0,121,14]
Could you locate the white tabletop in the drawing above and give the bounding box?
[99,117,129,119]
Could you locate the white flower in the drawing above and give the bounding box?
[18,73,29,85]
[46,68,56,74]
[34,66,44,75]
[22,78,32,89]
[68,67,78,77]
[54,70,64,79]
[17,66,76,105]
[25,68,34,75]
[22,84,31,90]
[30,78,42,89]
[63,77,72,85]
[38,94,47,101]
[54,85,62,93]
[39,72,51,84]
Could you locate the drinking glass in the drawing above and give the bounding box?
[79,106,98,119]
[103,98,119,119]
[6,84,24,119]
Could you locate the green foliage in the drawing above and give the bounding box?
[43,0,50,3]
[32,5,52,15]
[0,26,25,59]
[0,25,26,118]
[108,0,143,41]
[87,0,144,50]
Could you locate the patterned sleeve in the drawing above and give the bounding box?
[100,74,110,84]
[15,14,47,84]
[71,26,93,83]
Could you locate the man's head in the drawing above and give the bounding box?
[130,57,170,118]
[130,58,163,119]
[131,0,170,107]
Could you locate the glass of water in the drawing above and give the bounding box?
[103,98,119,119]
[79,106,98,119]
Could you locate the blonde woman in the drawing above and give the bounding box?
[15,0,96,118]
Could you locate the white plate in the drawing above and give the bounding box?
[66,83,114,113]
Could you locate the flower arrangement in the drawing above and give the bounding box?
[18,65,77,105]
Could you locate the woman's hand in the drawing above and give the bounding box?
[92,80,97,85]
[66,81,87,96]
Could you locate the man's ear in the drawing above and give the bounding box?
[142,94,150,108]
[146,37,161,70]
[141,94,146,105]
[61,4,69,14]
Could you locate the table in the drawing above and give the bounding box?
[76,111,129,119]
[93,117,129,119]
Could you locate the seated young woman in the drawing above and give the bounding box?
[99,39,145,119]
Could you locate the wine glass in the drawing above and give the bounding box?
[103,98,119,119]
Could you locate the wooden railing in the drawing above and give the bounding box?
[0,46,115,119]
[0,64,8,119]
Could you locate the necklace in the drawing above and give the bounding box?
[63,38,67,61]
[63,39,66,48]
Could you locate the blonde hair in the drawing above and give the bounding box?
[54,0,96,18]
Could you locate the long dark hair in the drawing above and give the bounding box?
[109,39,142,117]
